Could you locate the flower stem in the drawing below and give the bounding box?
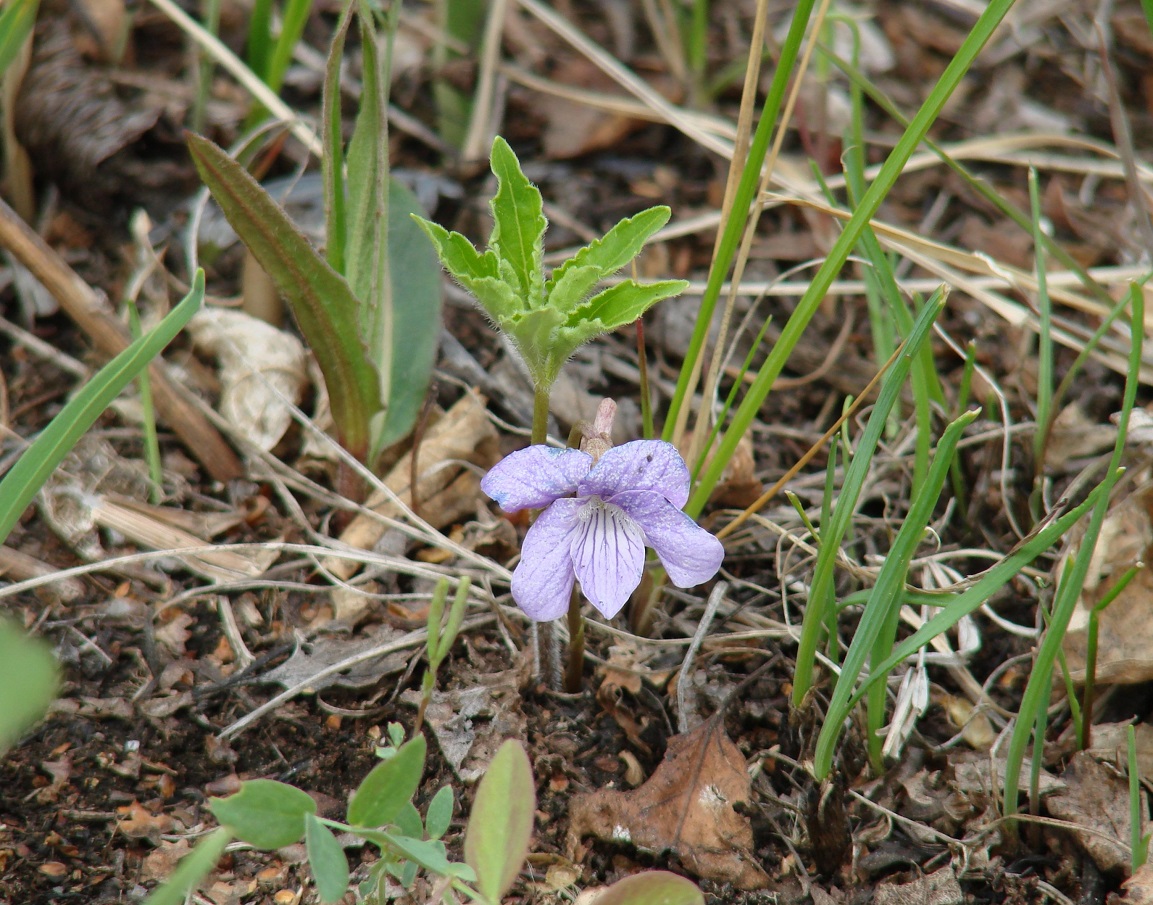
[564,587,585,693]
[532,385,550,446]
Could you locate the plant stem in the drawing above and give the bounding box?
[532,385,550,446]
[565,587,585,693]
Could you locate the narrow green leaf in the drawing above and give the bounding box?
[209,779,316,850]
[305,814,350,904]
[371,179,444,454]
[0,620,59,755]
[593,871,705,905]
[545,205,672,309]
[321,4,355,273]
[345,4,389,312]
[380,832,453,874]
[425,786,454,840]
[464,739,535,903]
[142,827,232,905]
[348,734,426,828]
[0,0,39,77]
[187,133,381,460]
[488,136,546,306]
[0,271,203,546]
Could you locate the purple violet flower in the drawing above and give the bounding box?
[481,440,725,621]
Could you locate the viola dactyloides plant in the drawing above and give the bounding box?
[482,400,724,622]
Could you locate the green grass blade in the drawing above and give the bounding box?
[265,0,312,93]
[838,484,1109,739]
[1002,283,1144,817]
[0,272,204,546]
[663,0,817,443]
[686,0,1020,516]
[813,409,979,778]
[791,290,946,708]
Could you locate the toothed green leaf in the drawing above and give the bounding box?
[566,279,688,336]
[545,205,672,313]
[488,136,546,307]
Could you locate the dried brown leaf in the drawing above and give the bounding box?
[567,721,768,890]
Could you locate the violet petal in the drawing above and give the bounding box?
[614,490,724,588]
[570,499,646,619]
[510,498,581,621]
[481,446,592,512]
[577,440,691,508]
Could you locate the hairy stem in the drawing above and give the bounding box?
[565,588,585,693]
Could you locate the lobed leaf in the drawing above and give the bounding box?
[464,739,535,903]
[209,780,316,850]
[348,734,427,828]
[565,279,689,333]
[305,814,350,904]
[488,136,546,307]
[545,206,672,313]
[412,217,520,322]
[187,134,381,461]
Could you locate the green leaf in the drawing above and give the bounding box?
[566,279,689,332]
[345,4,389,313]
[488,136,546,306]
[393,799,424,839]
[305,814,350,904]
[0,620,59,755]
[507,307,565,387]
[425,786,454,840]
[0,0,38,77]
[187,133,382,461]
[371,179,445,454]
[348,734,426,828]
[0,271,203,546]
[593,872,705,905]
[142,827,232,905]
[464,739,534,903]
[209,779,316,850]
[321,4,354,273]
[380,832,452,874]
[411,216,522,323]
[545,206,672,313]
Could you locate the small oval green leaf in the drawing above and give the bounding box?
[425,785,454,840]
[209,779,316,849]
[0,620,59,756]
[593,871,704,905]
[464,739,535,903]
[304,813,350,904]
[348,734,427,828]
